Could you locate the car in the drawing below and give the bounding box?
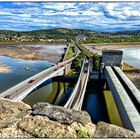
[28,79,35,83]
[5,95,10,98]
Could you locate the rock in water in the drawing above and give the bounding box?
[94,121,140,138]
[0,97,31,129]
[32,102,91,124]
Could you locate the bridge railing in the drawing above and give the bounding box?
[64,59,85,108]
[72,61,90,110]
[64,59,90,110]
[0,56,75,97]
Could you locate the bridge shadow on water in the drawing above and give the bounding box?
[22,74,118,126]
[82,79,110,124]
[22,75,77,107]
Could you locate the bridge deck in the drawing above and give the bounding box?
[105,66,140,134]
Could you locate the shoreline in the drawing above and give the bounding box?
[83,43,140,52]
[0,44,66,63]
[123,63,140,91]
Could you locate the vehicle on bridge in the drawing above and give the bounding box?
[28,79,35,83]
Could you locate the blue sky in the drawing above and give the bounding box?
[0,2,140,32]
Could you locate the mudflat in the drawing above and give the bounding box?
[0,62,10,73]
[83,43,140,55]
[0,44,66,63]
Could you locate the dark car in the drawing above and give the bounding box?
[5,95,10,98]
[28,79,35,83]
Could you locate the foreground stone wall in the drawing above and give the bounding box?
[0,98,139,138]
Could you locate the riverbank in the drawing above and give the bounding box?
[0,44,66,63]
[83,43,140,55]
[123,63,140,91]
[0,62,10,73]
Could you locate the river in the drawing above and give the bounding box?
[0,56,53,93]
[122,47,140,68]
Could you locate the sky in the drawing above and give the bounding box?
[0,2,140,32]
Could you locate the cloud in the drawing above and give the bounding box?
[0,2,140,32]
[101,2,140,20]
[42,3,76,11]
[0,11,12,15]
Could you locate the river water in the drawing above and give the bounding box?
[122,47,140,68]
[0,56,53,93]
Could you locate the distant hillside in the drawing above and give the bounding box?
[0,28,140,43]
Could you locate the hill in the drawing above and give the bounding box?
[0,28,140,43]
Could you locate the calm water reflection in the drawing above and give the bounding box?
[23,78,75,107]
[122,47,140,68]
[0,56,53,93]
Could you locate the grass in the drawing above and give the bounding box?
[65,43,76,60]
[76,128,90,138]
[67,69,78,75]
[123,63,140,73]
[76,43,93,58]
[0,40,65,45]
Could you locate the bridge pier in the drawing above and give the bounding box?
[64,63,71,75]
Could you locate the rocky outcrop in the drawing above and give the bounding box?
[32,102,91,124]
[0,97,139,138]
[0,98,31,129]
[94,122,140,138]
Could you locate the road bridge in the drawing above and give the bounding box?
[0,57,75,101]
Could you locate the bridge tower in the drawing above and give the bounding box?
[100,49,123,74]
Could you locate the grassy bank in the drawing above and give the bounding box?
[0,41,65,45]
[123,63,140,90]
[65,43,76,60]
[123,63,140,73]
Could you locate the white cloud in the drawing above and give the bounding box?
[43,3,75,11]
[17,13,31,17]
[0,2,140,32]
[0,11,13,15]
